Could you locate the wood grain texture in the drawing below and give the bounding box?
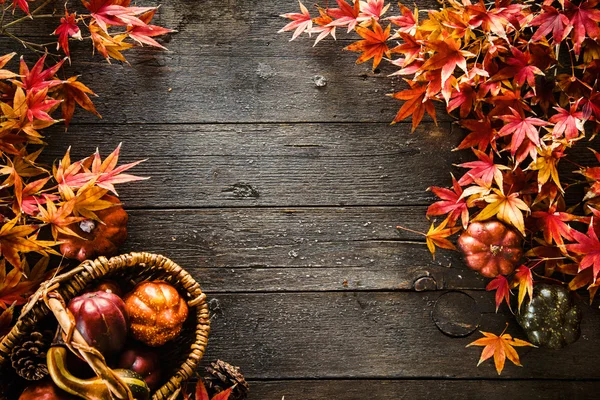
[120,207,485,292]
[3,0,598,395]
[40,122,466,208]
[199,292,600,380]
[246,380,600,400]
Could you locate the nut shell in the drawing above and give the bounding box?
[124,281,188,347]
[457,220,523,278]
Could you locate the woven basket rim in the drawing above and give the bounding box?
[0,251,210,400]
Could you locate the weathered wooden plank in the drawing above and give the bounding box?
[41,122,464,208]
[246,379,600,400]
[120,207,485,292]
[199,291,600,379]
[41,122,597,208]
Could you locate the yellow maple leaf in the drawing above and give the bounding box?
[473,189,530,235]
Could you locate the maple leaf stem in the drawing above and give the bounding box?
[0,7,6,28]
[3,0,55,29]
[396,224,427,237]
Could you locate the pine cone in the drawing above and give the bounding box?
[204,360,249,400]
[10,331,51,381]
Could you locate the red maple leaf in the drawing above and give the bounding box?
[457,149,508,187]
[194,379,232,400]
[456,118,496,152]
[11,0,33,14]
[387,2,417,34]
[25,89,61,122]
[486,275,511,312]
[391,32,422,67]
[279,1,312,40]
[582,89,600,120]
[566,217,600,280]
[494,47,544,89]
[466,1,513,37]
[53,11,82,58]
[17,55,65,93]
[447,82,477,119]
[530,5,572,43]
[359,0,390,22]
[497,108,548,156]
[427,175,469,228]
[344,20,391,69]
[389,81,437,132]
[327,0,361,32]
[549,104,584,140]
[82,0,156,33]
[565,0,600,55]
[127,9,173,49]
[530,206,581,246]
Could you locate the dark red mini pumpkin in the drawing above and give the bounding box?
[118,345,162,390]
[59,195,128,262]
[18,379,76,400]
[457,220,523,278]
[68,291,128,356]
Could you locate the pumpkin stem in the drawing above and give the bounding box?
[490,244,502,256]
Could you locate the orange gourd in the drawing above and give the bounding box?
[123,281,189,347]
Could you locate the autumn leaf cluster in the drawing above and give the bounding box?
[280,0,600,373]
[1,0,172,63]
[281,0,600,309]
[0,53,146,339]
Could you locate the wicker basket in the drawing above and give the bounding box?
[0,252,210,400]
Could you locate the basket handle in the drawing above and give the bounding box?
[46,294,134,400]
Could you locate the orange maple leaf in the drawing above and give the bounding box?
[344,20,391,69]
[0,217,52,271]
[421,37,473,90]
[35,199,85,240]
[0,257,50,308]
[424,217,461,259]
[389,80,437,132]
[58,76,101,127]
[467,325,536,375]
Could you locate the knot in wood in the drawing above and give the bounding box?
[413,276,437,291]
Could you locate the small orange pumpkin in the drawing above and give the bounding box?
[59,195,128,262]
[123,281,189,347]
